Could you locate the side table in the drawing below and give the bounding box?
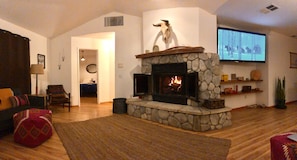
[28,94,48,109]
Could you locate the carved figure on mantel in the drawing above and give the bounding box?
[153,20,171,44]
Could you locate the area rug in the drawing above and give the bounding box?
[54,115,231,160]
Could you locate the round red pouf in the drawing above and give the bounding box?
[270,133,297,160]
[13,108,53,148]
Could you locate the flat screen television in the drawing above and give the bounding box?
[217,27,266,63]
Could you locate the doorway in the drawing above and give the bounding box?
[79,49,98,104]
[72,32,115,106]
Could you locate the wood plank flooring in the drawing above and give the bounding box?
[1,97,297,160]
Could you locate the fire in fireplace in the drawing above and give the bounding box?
[152,63,187,104]
[134,62,198,105]
[158,75,183,94]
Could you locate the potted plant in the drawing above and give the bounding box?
[275,77,286,109]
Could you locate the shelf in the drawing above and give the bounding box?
[220,90,263,97]
[135,46,204,58]
[220,79,263,97]
[220,80,263,84]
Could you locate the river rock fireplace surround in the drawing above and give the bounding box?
[126,47,232,131]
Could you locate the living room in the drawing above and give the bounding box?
[1,2,297,109]
[1,1,297,159]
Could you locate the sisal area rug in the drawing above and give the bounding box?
[54,115,231,160]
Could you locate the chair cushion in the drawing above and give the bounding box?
[48,85,64,94]
[51,94,66,98]
[50,94,69,103]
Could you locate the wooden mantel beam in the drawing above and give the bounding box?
[135,46,205,59]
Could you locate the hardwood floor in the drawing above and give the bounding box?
[1,98,297,160]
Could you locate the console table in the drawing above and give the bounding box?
[80,84,97,97]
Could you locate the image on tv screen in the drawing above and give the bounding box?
[217,28,266,62]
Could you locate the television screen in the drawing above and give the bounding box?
[217,27,266,63]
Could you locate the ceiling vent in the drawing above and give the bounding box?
[104,16,124,27]
[266,4,278,11]
[260,4,279,14]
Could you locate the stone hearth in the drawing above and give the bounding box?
[128,47,232,131]
[127,99,232,131]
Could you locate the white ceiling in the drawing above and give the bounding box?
[0,0,296,38]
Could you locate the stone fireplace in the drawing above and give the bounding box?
[127,47,232,132]
[134,47,221,106]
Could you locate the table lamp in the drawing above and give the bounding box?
[30,64,44,95]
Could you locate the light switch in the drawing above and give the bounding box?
[118,63,124,68]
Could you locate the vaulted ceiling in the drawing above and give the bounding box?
[0,0,296,38]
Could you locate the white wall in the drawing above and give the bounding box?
[49,12,142,106]
[267,31,297,106]
[142,7,217,53]
[49,34,72,93]
[97,38,115,103]
[198,9,217,53]
[220,62,259,108]
[0,18,48,94]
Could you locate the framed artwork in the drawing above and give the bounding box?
[290,52,297,68]
[37,54,45,69]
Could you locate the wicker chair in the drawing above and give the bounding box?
[47,85,71,112]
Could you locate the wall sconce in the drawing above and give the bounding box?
[58,50,64,69]
[62,48,65,62]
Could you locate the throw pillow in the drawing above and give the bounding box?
[0,88,14,110]
[10,94,30,107]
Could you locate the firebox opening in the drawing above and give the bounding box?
[159,75,183,95]
[152,63,188,105]
[153,72,187,105]
[133,62,199,105]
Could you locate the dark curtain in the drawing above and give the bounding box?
[0,29,31,94]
